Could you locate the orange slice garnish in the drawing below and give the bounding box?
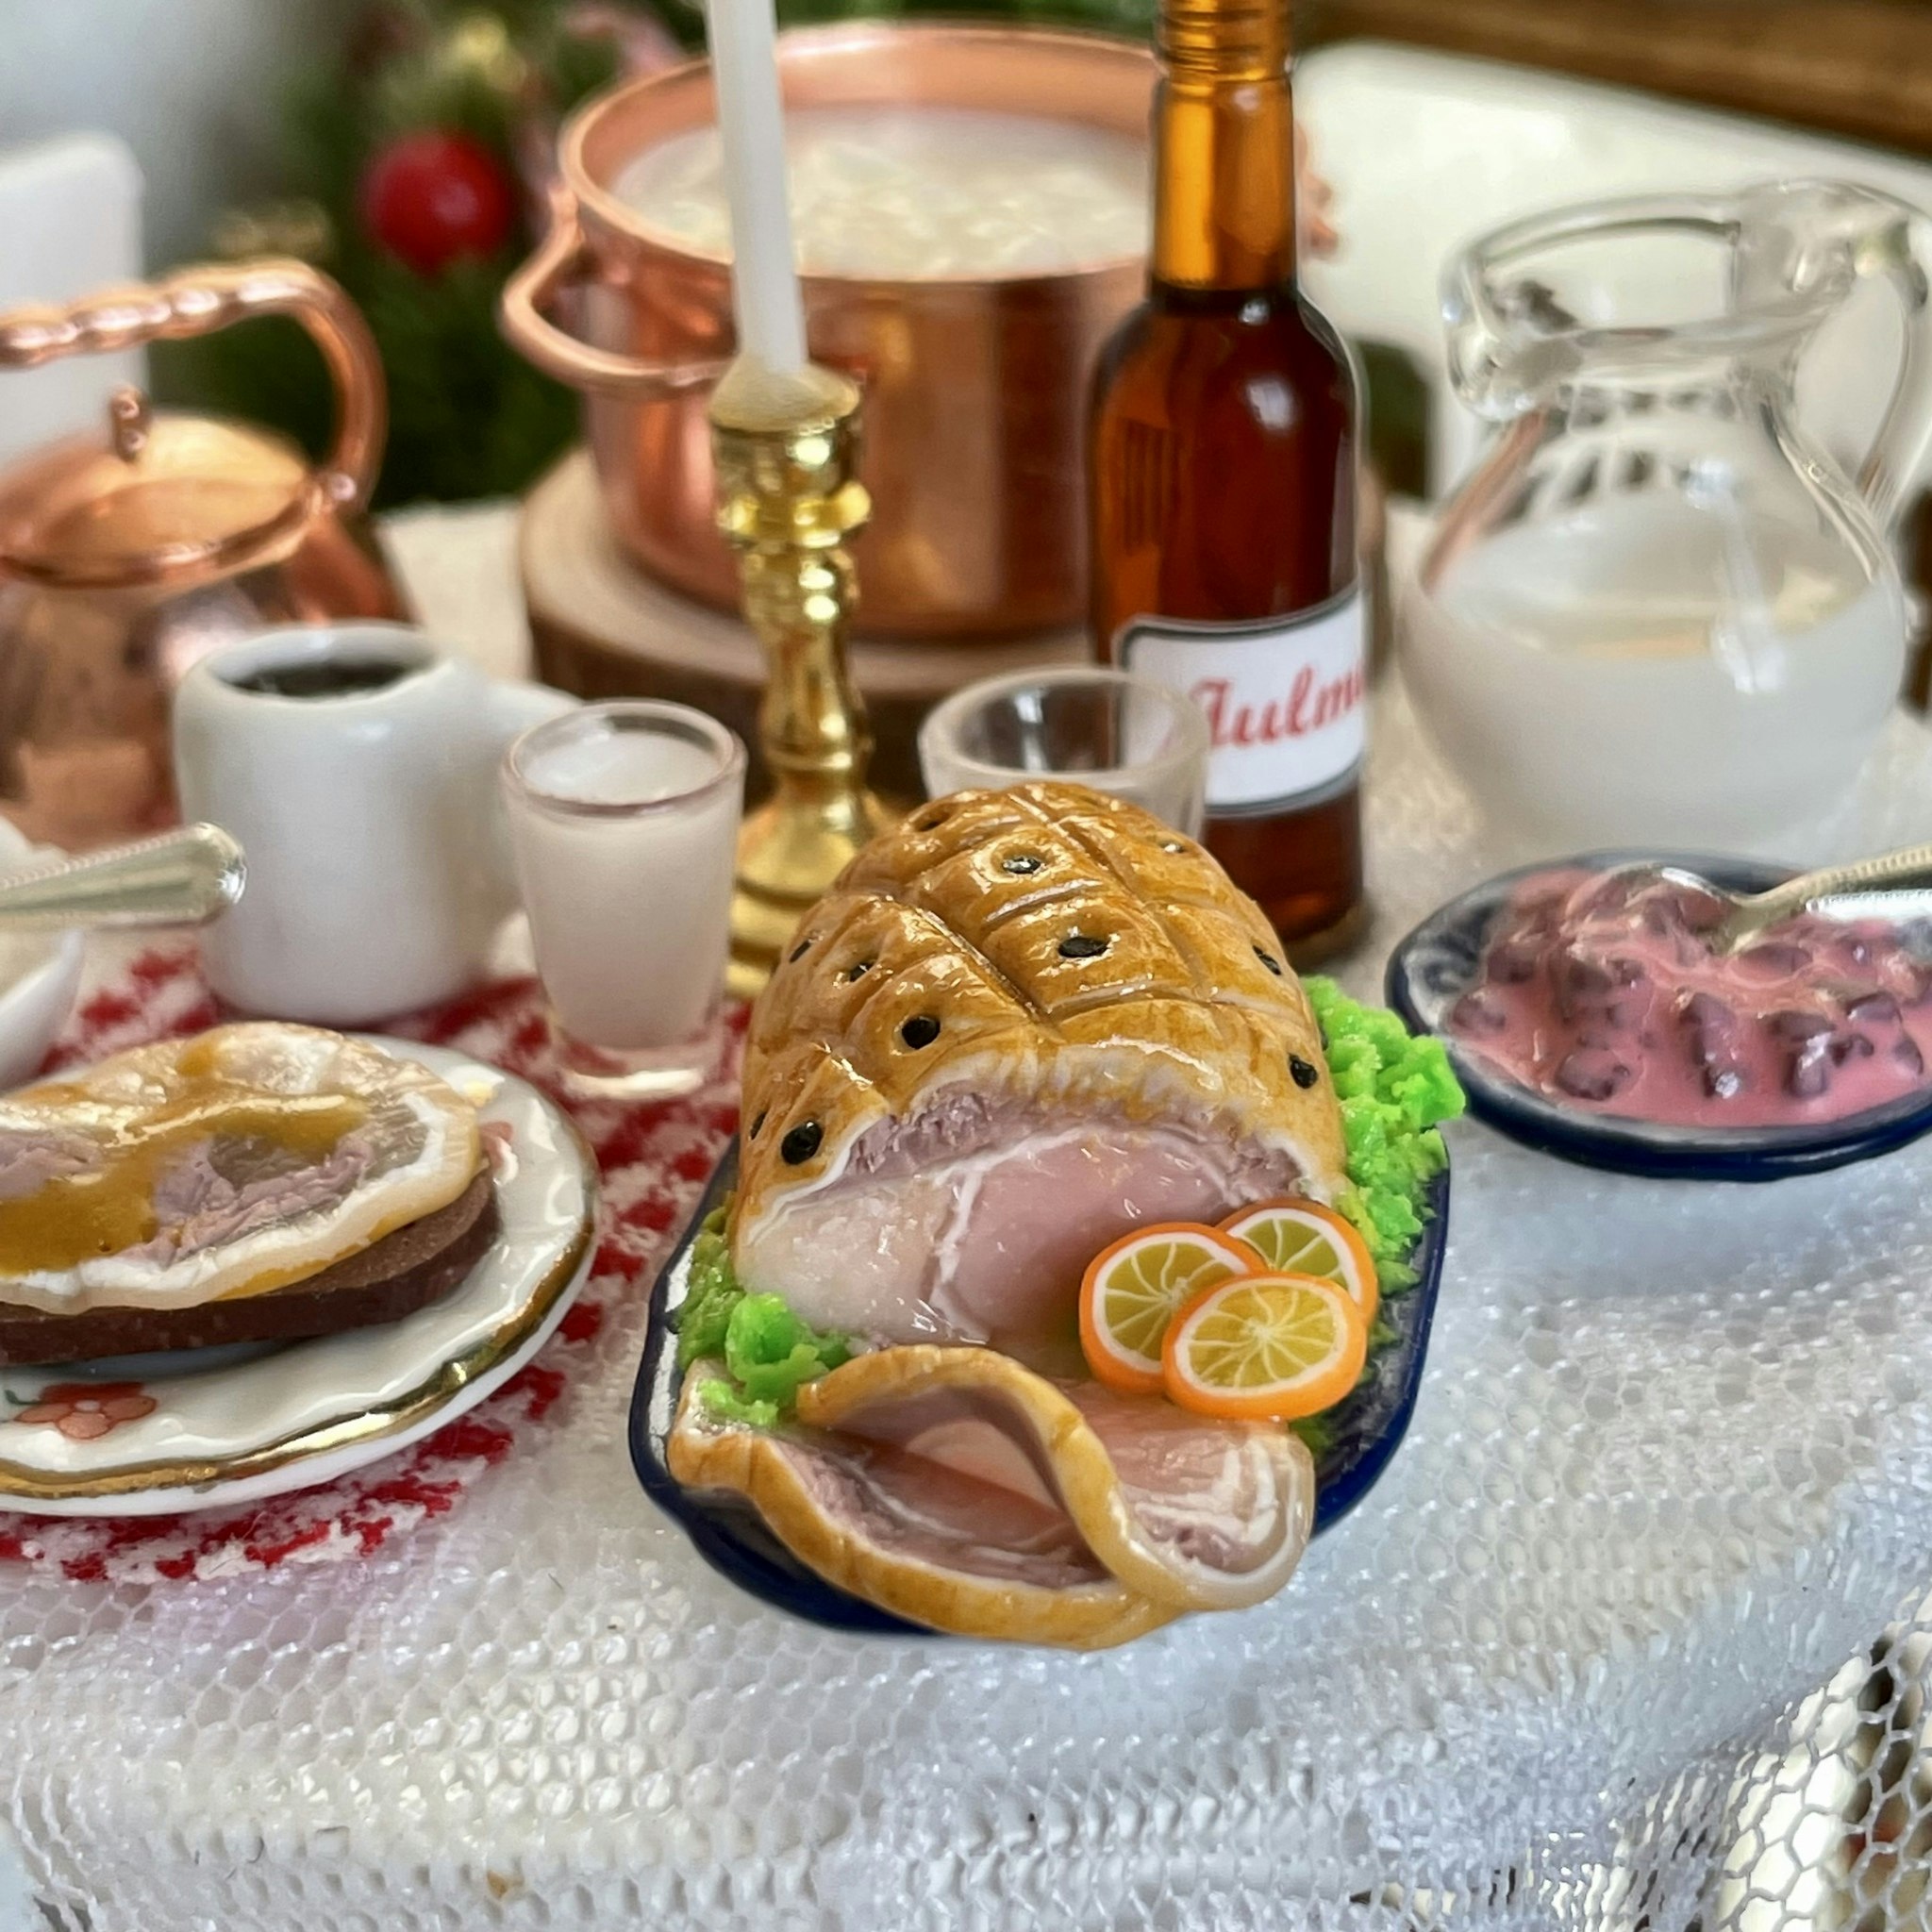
[1078,1222,1265,1395]
[1218,1197,1378,1326]
[1161,1273,1367,1422]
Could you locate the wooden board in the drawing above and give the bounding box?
[519,452,1088,802]
[1311,0,1932,158]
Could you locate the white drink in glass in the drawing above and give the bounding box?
[503,702,745,1097]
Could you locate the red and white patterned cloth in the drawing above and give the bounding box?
[0,947,741,1584]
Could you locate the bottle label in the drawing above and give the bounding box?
[1116,589,1366,813]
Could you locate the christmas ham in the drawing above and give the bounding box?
[734,782,1349,1350]
[663,785,1370,1645]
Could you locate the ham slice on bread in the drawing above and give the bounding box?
[0,1024,489,1363]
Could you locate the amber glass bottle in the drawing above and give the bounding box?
[1089,0,1363,958]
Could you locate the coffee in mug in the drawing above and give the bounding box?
[173,623,575,1024]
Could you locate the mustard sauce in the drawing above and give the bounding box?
[0,1071,369,1276]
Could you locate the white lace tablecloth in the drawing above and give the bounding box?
[5,532,1932,1927]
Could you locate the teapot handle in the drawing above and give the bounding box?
[0,258,384,513]
[1831,192,1932,532]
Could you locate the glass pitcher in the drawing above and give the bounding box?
[1405,179,1932,851]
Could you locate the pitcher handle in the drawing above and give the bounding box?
[1851,199,1932,529]
[0,258,384,513]
[500,185,731,400]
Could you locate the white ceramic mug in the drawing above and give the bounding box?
[174,623,575,1024]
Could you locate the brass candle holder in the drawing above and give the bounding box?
[711,358,892,998]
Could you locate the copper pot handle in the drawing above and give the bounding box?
[501,187,730,399]
[0,258,385,511]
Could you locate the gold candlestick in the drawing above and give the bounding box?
[712,358,891,998]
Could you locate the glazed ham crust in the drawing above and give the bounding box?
[733,782,1350,1345]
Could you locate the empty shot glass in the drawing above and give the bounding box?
[917,666,1209,835]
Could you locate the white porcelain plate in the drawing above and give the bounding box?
[0,1039,597,1518]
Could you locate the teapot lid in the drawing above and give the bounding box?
[0,387,318,590]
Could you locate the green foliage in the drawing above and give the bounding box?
[162,0,622,507]
[675,1207,852,1422]
[675,1211,743,1371]
[722,1291,851,1404]
[167,0,1167,506]
[697,1378,782,1428]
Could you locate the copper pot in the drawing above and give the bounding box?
[502,23,1153,641]
[0,259,405,848]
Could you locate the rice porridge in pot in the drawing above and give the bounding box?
[615,105,1148,278]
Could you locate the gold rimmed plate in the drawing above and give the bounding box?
[0,1039,597,1517]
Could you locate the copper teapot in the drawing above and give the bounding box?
[0,259,405,848]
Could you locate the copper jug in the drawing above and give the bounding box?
[0,259,405,848]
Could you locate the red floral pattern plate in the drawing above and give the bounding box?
[0,1039,597,1516]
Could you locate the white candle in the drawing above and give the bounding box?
[705,0,808,375]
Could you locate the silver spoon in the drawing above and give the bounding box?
[1593,841,1932,956]
[0,824,245,930]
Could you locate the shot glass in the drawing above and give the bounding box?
[502,700,745,1099]
[917,667,1209,835]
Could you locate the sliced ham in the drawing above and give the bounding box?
[698,783,1353,1643]
[796,1346,1315,1610]
[130,1132,378,1265]
[736,1094,1305,1347]
[668,1359,1173,1649]
[0,1025,480,1314]
[668,1344,1315,1644]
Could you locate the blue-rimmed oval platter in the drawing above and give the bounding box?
[629,1142,1452,1639]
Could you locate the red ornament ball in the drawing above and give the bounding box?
[359,129,514,275]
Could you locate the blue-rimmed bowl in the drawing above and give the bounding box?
[1387,853,1932,1183]
[629,1141,1452,1639]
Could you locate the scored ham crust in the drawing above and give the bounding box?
[678,787,1348,1645]
[733,782,1349,1346]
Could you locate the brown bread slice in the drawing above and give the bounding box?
[0,1173,499,1366]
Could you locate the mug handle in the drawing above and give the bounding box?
[486,675,578,750]
[0,258,384,514]
[480,676,577,924]
[499,185,731,400]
